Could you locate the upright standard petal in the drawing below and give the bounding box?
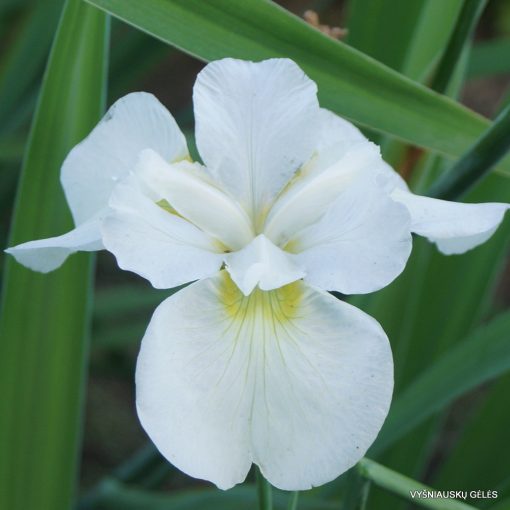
[136,271,393,490]
[391,188,510,254]
[101,175,223,289]
[291,175,412,294]
[61,92,188,226]
[312,108,367,166]
[224,234,305,296]
[5,218,102,273]
[194,58,320,220]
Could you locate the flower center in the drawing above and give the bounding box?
[219,271,303,324]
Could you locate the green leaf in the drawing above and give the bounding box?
[429,0,487,93]
[93,284,181,322]
[399,0,463,82]
[434,372,510,503]
[467,38,510,78]
[79,480,337,510]
[0,135,25,163]
[371,310,510,456]
[0,1,109,510]
[490,496,510,510]
[346,0,426,72]
[357,458,478,510]
[0,0,63,136]
[361,170,510,510]
[108,19,170,100]
[346,0,463,163]
[85,0,510,178]
[429,101,510,199]
[91,284,183,349]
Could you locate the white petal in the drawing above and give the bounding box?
[101,175,223,289]
[313,108,366,162]
[194,58,320,219]
[292,174,412,294]
[312,109,409,191]
[136,272,393,490]
[5,218,102,272]
[264,142,382,246]
[61,92,187,225]
[224,234,305,296]
[135,149,254,250]
[391,188,509,254]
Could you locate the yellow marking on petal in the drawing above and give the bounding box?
[169,153,193,164]
[218,270,303,325]
[156,198,182,216]
[282,238,301,254]
[254,153,319,236]
[157,199,229,253]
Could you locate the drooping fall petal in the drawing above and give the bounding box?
[5,218,102,272]
[136,271,393,490]
[391,188,509,254]
[7,92,188,272]
[62,92,188,225]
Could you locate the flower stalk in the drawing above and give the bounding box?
[287,491,300,510]
[357,458,477,510]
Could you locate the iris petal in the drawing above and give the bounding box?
[62,92,188,225]
[224,234,305,295]
[391,188,509,254]
[5,218,102,272]
[136,271,393,490]
[290,173,412,295]
[194,58,320,220]
[135,149,254,250]
[102,174,223,289]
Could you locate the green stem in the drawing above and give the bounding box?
[359,480,371,510]
[430,0,487,94]
[357,458,477,510]
[427,102,510,200]
[287,491,299,510]
[256,467,273,510]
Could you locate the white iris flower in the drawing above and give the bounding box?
[7,58,509,490]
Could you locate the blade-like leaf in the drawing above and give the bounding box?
[85,0,510,177]
[400,0,463,82]
[467,39,510,78]
[371,310,510,456]
[429,0,487,93]
[0,0,63,136]
[79,480,337,510]
[346,0,426,72]
[0,2,108,510]
[429,101,510,199]
[434,372,510,502]
[358,458,477,510]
